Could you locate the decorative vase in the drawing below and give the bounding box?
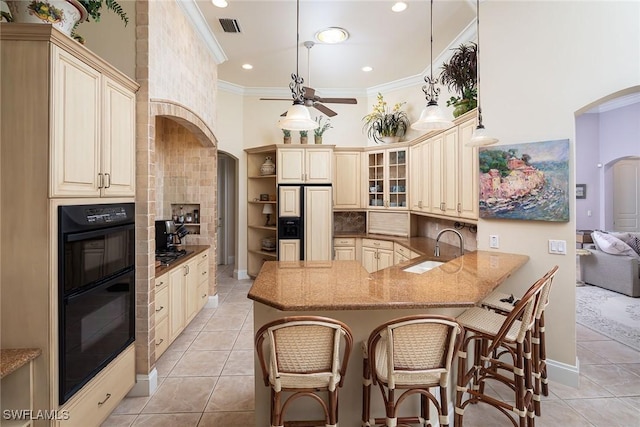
[380,136,400,144]
[283,136,291,144]
[314,135,322,144]
[300,136,308,145]
[6,0,88,37]
[260,156,275,176]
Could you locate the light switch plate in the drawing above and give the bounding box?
[548,239,567,255]
[489,235,499,249]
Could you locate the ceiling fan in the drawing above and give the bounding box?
[261,41,357,117]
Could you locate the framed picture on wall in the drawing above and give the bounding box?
[576,184,586,199]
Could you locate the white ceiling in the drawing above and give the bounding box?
[191,0,476,95]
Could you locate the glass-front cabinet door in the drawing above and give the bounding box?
[367,148,408,209]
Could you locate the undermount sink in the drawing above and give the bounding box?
[403,260,444,274]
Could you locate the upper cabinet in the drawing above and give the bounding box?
[366,147,408,209]
[333,149,362,209]
[277,146,333,184]
[422,112,479,221]
[49,46,137,198]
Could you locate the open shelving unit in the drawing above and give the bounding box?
[246,145,278,277]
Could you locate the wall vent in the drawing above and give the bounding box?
[219,18,241,33]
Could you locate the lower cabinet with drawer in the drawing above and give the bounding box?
[333,237,357,261]
[394,242,420,264]
[361,238,394,273]
[59,345,135,427]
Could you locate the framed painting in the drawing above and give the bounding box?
[479,139,570,222]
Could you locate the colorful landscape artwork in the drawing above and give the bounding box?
[479,139,570,222]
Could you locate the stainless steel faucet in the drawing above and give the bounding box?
[434,228,465,257]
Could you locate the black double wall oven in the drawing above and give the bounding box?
[58,203,135,404]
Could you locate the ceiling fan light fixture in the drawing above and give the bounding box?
[278,103,319,131]
[315,27,349,44]
[412,101,453,131]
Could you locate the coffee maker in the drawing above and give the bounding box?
[155,220,188,251]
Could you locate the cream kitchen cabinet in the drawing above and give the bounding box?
[304,186,334,260]
[196,250,210,312]
[50,46,136,198]
[279,239,301,261]
[184,256,200,324]
[427,113,479,220]
[154,272,170,358]
[277,146,333,184]
[409,141,432,213]
[366,147,408,209]
[334,237,357,261]
[333,149,363,209]
[361,238,394,273]
[393,242,420,265]
[168,266,186,341]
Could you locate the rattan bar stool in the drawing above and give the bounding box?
[454,272,549,427]
[479,266,558,415]
[362,315,463,427]
[255,316,354,427]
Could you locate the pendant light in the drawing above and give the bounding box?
[277,0,318,132]
[466,0,498,146]
[411,0,454,131]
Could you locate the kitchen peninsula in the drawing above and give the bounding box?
[248,250,529,425]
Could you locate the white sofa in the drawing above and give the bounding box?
[582,231,640,297]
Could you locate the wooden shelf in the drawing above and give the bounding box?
[249,225,277,231]
[249,249,277,258]
[249,174,276,179]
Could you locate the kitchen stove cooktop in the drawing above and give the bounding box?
[155,248,191,266]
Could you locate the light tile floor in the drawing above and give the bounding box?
[103,266,640,426]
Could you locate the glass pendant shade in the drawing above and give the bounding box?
[411,101,454,131]
[277,103,319,131]
[467,124,498,147]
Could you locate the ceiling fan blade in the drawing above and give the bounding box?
[260,98,292,101]
[303,86,316,99]
[316,97,358,105]
[313,103,337,117]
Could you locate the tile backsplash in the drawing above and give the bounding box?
[334,211,367,234]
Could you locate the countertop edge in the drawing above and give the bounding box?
[155,245,211,276]
[0,348,42,379]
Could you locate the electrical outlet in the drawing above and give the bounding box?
[489,235,499,249]
[548,239,567,255]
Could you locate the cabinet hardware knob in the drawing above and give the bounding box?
[202,271,207,276]
[156,306,164,312]
[201,294,207,298]
[105,173,111,188]
[98,173,103,189]
[156,281,164,287]
[155,339,164,346]
[97,393,112,406]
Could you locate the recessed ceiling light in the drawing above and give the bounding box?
[392,2,407,13]
[362,66,373,72]
[212,0,228,8]
[242,64,253,70]
[315,27,349,44]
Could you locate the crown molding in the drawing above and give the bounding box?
[178,0,228,64]
[586,92,640,114]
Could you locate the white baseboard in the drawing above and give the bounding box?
[205,294,219,309]
[235,269,249,280]
[547,357,579,387]
[127,369,158,397]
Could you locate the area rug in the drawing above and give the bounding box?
[575,284,640,351]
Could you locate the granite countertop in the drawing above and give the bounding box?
[155,244,210,276]
[248,251,529,311]
[0,348,41,379]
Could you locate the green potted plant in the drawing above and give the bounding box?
[282,129,291,144]
[439,42,478,117]
[313,117,332,144]
[299,130,308,144]
[362,92,410,144]
[72,0,129,43]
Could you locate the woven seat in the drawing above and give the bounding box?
[255,316,353,427]
[454,267,557,427]
[480,266,558,415]
[362,315,463,427]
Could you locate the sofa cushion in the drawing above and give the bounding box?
[623,235,640,256]
[591,231,640,260]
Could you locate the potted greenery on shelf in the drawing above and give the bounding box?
[313,116,332,144]
[439,42,478,117]
[282,129,291,144]
[72,0,129,43]
[362,92,410,144]
[299,130,308,144]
